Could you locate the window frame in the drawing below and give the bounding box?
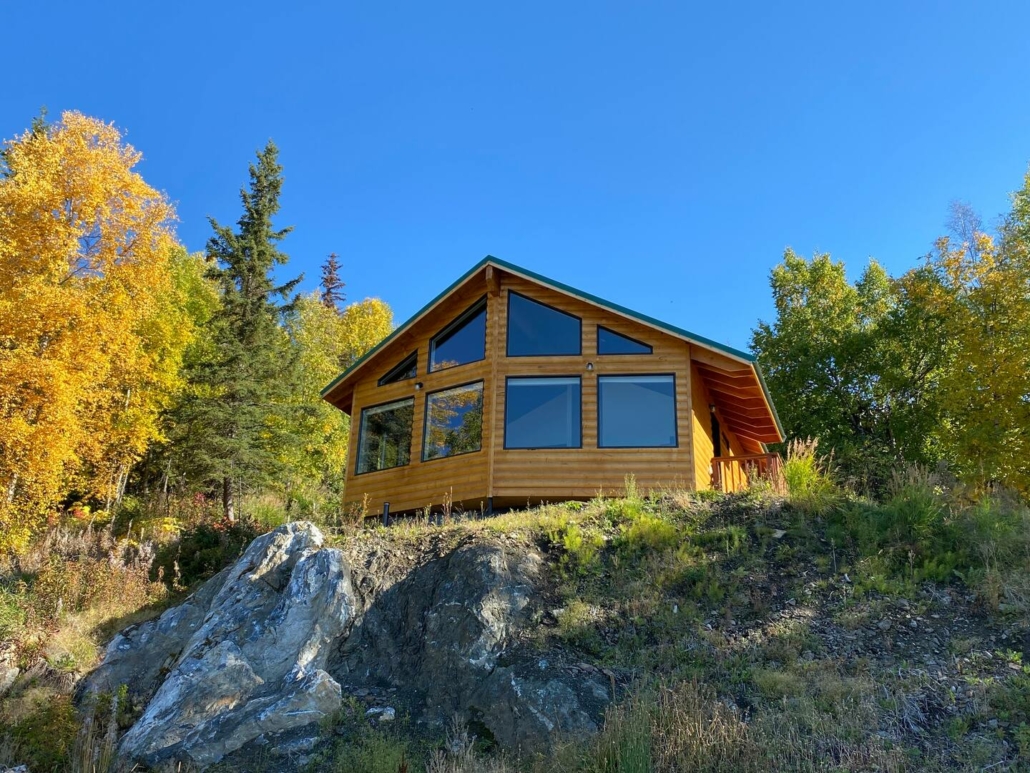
[596,325,653,356]
[505,290,583,358]
[597,372,678,449]
[378,350,418,386]
[354,396,416,476]
[428,296,488,374]
[503,375,583,450]
[421,379,486,463]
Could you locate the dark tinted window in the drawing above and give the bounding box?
[505,377,581,448]
[378,351,417,386]
[423,382,484,461]
[356,398,414,473]
[598,375,676,448]
[430,298,487,372]
[597,326,653,355]
[507,292,581,357]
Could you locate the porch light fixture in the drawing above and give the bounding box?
[586,362,594,371]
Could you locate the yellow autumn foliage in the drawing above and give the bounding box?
[283,294,393,497]
[0,112,190,550]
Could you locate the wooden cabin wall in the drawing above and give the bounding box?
[341,271,495,514]
[490,274,695,501]
[339,265,768,513]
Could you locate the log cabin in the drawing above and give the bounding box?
[321,256,784,515]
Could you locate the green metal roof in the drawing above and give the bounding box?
[320,255,783,439]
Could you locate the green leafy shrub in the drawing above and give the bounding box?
[693,525,747,555]
[0,693,78,772]
[548,522,605,577]
[152,518,262,589]
[783,438,840,514]
[618,512,680,556]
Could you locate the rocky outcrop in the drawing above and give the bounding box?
[81,522,355,768]
[332,542,612,750]
[81,522,612,770]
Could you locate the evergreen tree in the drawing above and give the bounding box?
[320,252,346,310]
[173,142,301,520]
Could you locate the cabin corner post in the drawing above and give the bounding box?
[684,344,697,491]
[485,270,502,502]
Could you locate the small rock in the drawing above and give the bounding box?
[878,619,892,631]
[271,736,319,756]
[988,719,999,730]
[909,621,918,629]
[366,706,396,722]
[772,529,786,539]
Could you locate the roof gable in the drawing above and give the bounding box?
[321,255,783,440]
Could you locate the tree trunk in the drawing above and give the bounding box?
[5,473,17,505]
[222,477,235,522]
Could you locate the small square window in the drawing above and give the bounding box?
[356,398,414,474]
[423,381,484,461]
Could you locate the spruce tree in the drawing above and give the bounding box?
[320,252,346,310]
[174,142,301,520]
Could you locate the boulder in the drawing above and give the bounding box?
[81,522,356,768]
[331,541,611,751]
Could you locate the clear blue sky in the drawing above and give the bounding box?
[4,1,1030,351]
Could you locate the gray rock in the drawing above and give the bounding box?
[83,524,613,769]
[331,541,610,752]
[0,642,18,698]
[471,665,612,749]
[82,522,355,769]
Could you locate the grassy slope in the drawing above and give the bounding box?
[4,476,1030,772]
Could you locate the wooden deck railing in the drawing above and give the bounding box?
[711,453,785,495]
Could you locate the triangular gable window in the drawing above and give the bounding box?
[507,292,581,356]
[597,326,653,355]
[378,351,418,386]
[430,297,488,372]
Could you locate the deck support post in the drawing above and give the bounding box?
[486,497,493,516]
[382,501,390,527]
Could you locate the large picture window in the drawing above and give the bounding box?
[356,398,414,474]
[430,298,487,372]
[507,292,581,357]
[504,377,581,449]
[423,381,484,461]
[598,375,676,448]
